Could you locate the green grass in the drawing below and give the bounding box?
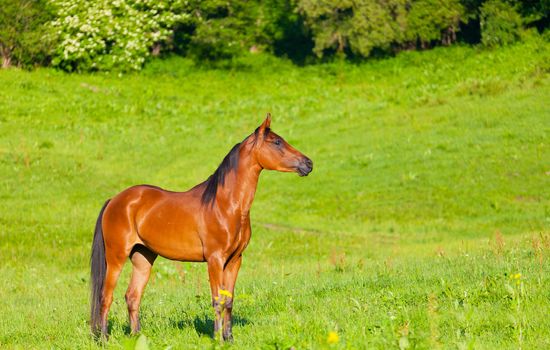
[0,38,549,349]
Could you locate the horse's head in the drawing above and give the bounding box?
[252,114,313,176]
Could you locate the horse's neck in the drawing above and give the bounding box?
[218,152,262,217]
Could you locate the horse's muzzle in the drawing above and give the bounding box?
[296,157,313,176]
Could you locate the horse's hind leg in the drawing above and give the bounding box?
[100,253,126,336]
[126,245,157,334]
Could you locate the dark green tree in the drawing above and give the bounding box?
[405,0,464,48]
[176,0,311,61]
[298,0,466,58]
[0,0,54,68]
[298,0,408,58]
[260,0,313,64]
[480,0,523,46]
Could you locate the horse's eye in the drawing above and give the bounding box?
[274,139,281,146]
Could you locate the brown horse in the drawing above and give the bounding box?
[90,114,313,340]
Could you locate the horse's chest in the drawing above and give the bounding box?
[202,212,250,259]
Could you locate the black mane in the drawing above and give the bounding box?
[201,142,241,206]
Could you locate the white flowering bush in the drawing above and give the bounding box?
[49,0,189,71]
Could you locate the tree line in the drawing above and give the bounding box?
[1,0,548,71]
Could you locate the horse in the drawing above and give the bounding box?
[90,114,313,341]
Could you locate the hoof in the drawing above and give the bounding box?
[223,332,234,342]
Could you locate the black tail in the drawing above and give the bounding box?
[90,200,110,335]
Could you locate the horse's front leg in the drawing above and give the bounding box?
[222,255,242,341]
[207,256,224,338]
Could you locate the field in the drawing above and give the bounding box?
[0,39,549,349]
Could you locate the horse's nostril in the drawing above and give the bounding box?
[295,157,313,176]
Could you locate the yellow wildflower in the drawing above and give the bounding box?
[219,289,233,298]
[327,331,339,344]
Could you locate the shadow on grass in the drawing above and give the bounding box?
[89,320,132,345]
[170,314,250,337]
[104,319,132,336]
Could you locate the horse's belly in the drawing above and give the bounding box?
[136,202,205,262]
[139,229,204,261]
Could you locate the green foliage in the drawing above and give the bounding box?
[49,0,189,71]
[0,0,54,68]
[298,0,466,58]
[405,0,464,47]
[344,0,407,57]
[297,0,353,57]
[183,0,257,60]
[259,0,313,63]
[297,0,403,58]
[2,0,548,68]
[480,0,523,47]
[179,0,305,61]
[0,41,549,348]
[515,0,550,23]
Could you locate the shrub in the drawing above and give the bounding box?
[298,0,407,58]
[178,0,295,61]
[0,0,55,68]
[480,0,523,47]
[257,0,313,64]
[49,0,189,71]
[298,0,467,58]
[405,0,464,48]
[184,0,256,60]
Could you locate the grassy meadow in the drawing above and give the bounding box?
[0,39,549,349]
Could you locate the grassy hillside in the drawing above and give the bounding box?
[0,39,549,349]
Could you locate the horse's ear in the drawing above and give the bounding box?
[256,113,271,141]
[261,113,271,130]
